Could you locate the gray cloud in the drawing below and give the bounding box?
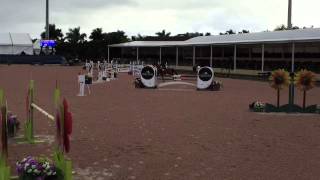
[0,0,319,39]
[52,0,138,12]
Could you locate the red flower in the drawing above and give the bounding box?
[55,110,62,148]
[65,112,72,135]
[64,132,70,153]
[62,98,72,153]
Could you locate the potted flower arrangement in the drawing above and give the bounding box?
[16,156,62,180]
[249,101,266,112]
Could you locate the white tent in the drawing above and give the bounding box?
[33,39,41,55]
[0,33,13,54]
[0,33,33,55]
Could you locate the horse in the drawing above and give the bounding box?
[154,63,178,81]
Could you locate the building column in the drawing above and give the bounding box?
[136,47,139,61]
[193,46,196,66]
[210,45,213,67]
[107,46,110,63]
[159,47,162,64]
[234,44,237,71]
[291,42,295,72]
[176,47,179,67]
[288,42,296,106]
[222,47,225,59]
[261,44,265,72]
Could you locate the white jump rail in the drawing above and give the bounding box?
[157,81,196,88]
[31,103,55,121]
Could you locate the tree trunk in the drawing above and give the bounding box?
[303,90,306,110]
[277,89,280,108]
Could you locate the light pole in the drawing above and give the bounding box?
[287,0,292,29]
[46,0,49,40]
[288,0,295,111]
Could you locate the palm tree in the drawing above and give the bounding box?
[65,27,87,44]
[155,30,171,37]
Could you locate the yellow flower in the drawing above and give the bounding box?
[269,69,290,90]
[294,69,316,91]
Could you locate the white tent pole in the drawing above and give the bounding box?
[291,42,295,72]
[261,44,265,72]
[9,33,14,55]
[176,47,179,67]
[234,44,237,71]
[193,46,196,66]
[210,45,213,67]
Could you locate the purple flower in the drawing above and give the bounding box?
[16,156,58,178]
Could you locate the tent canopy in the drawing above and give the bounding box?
[11,33,33,46]
[0,33,33,55]
[0,33,12,46]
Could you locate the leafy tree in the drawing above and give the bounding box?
[89,28,105,41]
[105,30,129,45]
[40,24,64,41]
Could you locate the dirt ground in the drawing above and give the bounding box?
[0,65,320,180]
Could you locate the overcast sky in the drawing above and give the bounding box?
[1,0,319,39]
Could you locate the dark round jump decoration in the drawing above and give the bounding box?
[136,65,157,88]
[197,66,214,90]
[198,67,213,81]
[141,66,155,80]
